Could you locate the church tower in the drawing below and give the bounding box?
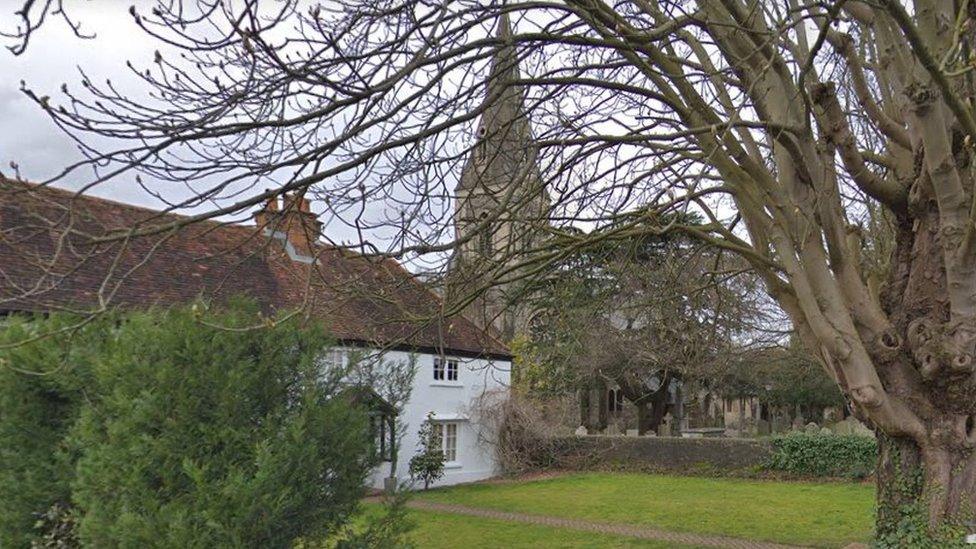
[448,12,550,342]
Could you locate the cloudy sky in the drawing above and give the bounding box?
[0,2,169,207]
[0,2,407,250]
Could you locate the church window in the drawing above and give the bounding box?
[479,227,493,256]
[608,389,624,414]
[478,213,493,256]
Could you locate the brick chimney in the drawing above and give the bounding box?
[253,191,280,228]
[254,190,323,257]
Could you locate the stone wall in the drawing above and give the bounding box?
[546,435,773,473]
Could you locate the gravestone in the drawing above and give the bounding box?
[658,414,673,437]
[830,417,875,438]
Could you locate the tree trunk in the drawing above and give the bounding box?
[875,434,924,537]
[633,384,671,436]
[596,380,608,432]
[738,398,745,432]
[866,211,976,535]
[873,433,976,532]
[578,386,592,431]
[674,382,684,433]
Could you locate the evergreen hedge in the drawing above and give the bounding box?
[0,314,103,547]
[0,301,386,548]
[765,431,877,479]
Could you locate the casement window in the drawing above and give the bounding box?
[433,422,459,462]
[434,357,459,382]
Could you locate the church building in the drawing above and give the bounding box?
[447,13,551,342]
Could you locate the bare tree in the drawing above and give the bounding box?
[2,0,93,56]
[5,0,976,535]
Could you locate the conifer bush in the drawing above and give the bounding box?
[0,301,390,548]
[0,314,104,548]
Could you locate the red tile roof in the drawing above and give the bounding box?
[0,179,510,359]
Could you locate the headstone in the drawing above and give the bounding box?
[625,429,639,437]
[830,417,875,438]
[823,407,840,424]
[574,425,588,437]
[804,421,820,433]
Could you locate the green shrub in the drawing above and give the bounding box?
[765,431,877,478]
[0,301,402,548]
[409,412,446,490]
[0,314,105,548]
[69,303,375,547]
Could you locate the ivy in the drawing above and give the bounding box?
[874,443,972,548]
[764,432,877,479]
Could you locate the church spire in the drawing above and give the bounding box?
[456,11,535,192]
[448,11,550,341]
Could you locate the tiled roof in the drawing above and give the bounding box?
[0,179,510,359]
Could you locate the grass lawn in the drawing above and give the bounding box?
[407,509,703,548]
[415,472,875,547]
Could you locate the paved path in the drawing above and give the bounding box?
[405,499,807,549]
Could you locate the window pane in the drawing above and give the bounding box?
[447,360,458,381]
[443,423,458,462]
[433,358,444,380]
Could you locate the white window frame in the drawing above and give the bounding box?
[433,421,459,463]
[433,357,460,384]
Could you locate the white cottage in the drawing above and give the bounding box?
[0,179,512,490]
[354,349,510,489]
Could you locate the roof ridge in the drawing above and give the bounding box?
[0,176,321,243]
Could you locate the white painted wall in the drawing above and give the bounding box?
[361,350,511,490]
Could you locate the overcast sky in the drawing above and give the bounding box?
[0,2,408,252]
[0,3,172,207]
